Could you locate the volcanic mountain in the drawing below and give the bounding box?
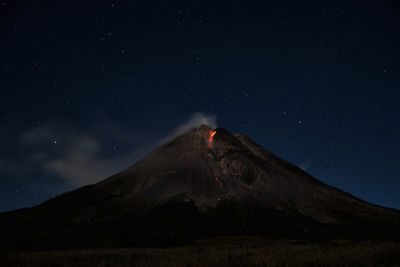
[1,125,399,250]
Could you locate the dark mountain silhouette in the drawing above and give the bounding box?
[1,124,399,250]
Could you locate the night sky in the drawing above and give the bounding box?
[1,0,400,212]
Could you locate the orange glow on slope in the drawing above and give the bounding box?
[207,130,217,149]
[209,130,216,143]
[214,173,223,189]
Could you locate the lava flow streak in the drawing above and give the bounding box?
[214,173,223,189]
[207,130,217,149]
[209,130,216,143]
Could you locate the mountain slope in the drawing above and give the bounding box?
[1,124,399,250]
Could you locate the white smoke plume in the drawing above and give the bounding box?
[299,159,312,172]
[158,112,217,144]
[174,112,217,133]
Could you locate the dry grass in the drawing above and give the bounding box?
[1,237,400,267]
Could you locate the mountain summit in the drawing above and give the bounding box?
[93,124,396,222]
[1,125,399,249]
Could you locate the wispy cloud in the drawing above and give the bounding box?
[20,127,54,146]
[1,112,217,189]
[43,136,122,186]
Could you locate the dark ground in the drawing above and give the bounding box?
[1,237,400,267]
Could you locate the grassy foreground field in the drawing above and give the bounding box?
[1,237,400,267]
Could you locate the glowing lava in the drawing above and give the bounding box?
[214,173,223,189]
[207,130,217,149]
[209,130,216,143]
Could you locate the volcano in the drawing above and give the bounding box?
[1,125,399,250]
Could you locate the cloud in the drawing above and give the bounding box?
[7,124,147,187]
[43,136,124,186]
[20,127,54,145]
[10,112,218,188]
[36,130,148,187]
